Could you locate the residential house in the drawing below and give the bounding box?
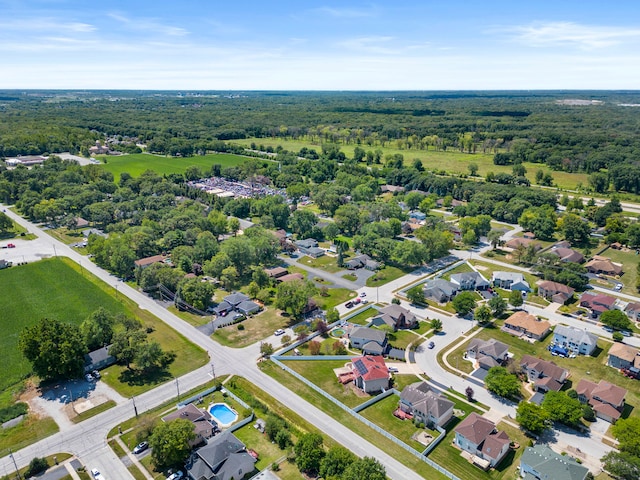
[276,272,305,283]
[550,247,585,264]
[351,356,389,394]
[295,238,325,258]
[399,382,454,428]
[73,217,90,229]
[537,280,575,304]
[371,304,418,330]
[467,338,509,370]
[585,255,623,276]
[89,140,110,155]
[505,237,541,250]
[223,292,250,308]
[345,254,380,271]
[185,430,256,480]
[423,279,458,303]
[520,355,569,393]
[211,301,233,316]
[380,185,405,193]
[625,302,640,321]
[608,343,640,370]
[576,379,627,423]
[523,232,536,239]
[491,272,530,292]
[236,300,260,316]
[134,254,169,269]
[347,327,388,355]
[454,413,511,469]
[450,271,490,291]
[580,292,617,318]
[503,311,551,341]
[265,266,288,279]
[552,325,598,355]
[163,404,218,447]
[520,445,589,480]
[83,345,116,373]
[409,211,427,222]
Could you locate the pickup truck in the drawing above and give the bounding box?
[91,468,106,480]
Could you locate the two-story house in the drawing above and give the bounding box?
[552,325,597,355]
[608,342,640,370]
[450,272,490,291]
[520,445,589,480]
[537,280,575,304]
[399,382,454,429]
[467,338,509,370]
[351,356,389,394]
[347,327,388,355]
[576,379,627,423]
[491,271,530,291]
[520,355,569,393]
[454,413,511,469]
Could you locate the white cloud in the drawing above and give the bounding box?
[505,21,640,49]
[314,6,377,18]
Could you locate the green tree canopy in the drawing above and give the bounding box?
[612,417,640,457]
[294,433,325,474]
[542,391,584,426]
[485,366,521,399]
[452,291,477,316]
[341,457,386,480]
[488,295,507,317]
[80,307,116,351]
[149,419,195,469]
[516,401,550,434]
[275,280,317,319]
[600,309,632,331]
[406,285,426,305]
[319,446,356,479]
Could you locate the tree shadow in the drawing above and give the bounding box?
[118,367,172,387]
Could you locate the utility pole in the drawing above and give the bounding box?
[176,377,181,402]
[9,450,20,480]
[211,361,216,381]
[131,396,138,417]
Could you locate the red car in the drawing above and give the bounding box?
[6,243,15,248]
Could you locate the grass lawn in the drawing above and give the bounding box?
[214,308,289,347]
[167,306,212,327]
[257,361,449,480]
[393,374,422,391]
[441,262,474,280]
[0,219,36,240]
[346,307,377,325]
[47,227,86,245]
[366,265,412,287]
[342,273,357,281]
[97,152,266,181]
[233,421,290,471]
[359,394,427,451]
[388,329,422,350]
[469,259,539,288]
[282,360,367,408]
[600,247,638,295]
[0,415,59,458]
[298,255,344,274]
[314,288,357,310]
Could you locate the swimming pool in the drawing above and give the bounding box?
[208,403,238,427]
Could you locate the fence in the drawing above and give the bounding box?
[270,356,461,480]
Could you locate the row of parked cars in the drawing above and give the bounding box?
[345,292,368,309]
[84,370,101,382]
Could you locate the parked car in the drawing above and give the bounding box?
[133,441,149,454]
[274,329,285,336]
[603,326,614,333]
[167,471,183,480]
[345,301,354,309]
[6,243,15,248]
[362,299,369,304]
[360,292,366,297]
[622,330,632,337]
[92,370,101,380]
[85,373,94,382]
[614,283,623,291]
[388,367,399,373]
[354,297,361,304]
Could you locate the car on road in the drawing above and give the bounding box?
[354,297,361,304]
[6,243,15,248]
[85,373,94,382]
[603,326,614,333]
[614,283,623,291]
[359,292,366,297]
[388,367,399,373]
[345,301,354,308]
[167,472,183,480]
[91,469,105,480]
[133,441,149,454]
[362,299,369,304]
[428,341,435,349]
[274,329,285,336]
[622,330,632,337]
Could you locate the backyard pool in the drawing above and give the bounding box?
[331,328,346,337]
[208,403,238,427]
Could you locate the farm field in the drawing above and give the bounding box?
[96,152,264,180]
[230,138,589,191]
[0,257,207,398]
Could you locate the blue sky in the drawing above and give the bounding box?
[1,0,640,90]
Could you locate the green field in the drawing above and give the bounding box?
[0,258,129,392]
[97,152,265,180]
[0,257,207,397]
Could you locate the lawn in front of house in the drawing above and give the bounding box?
[345,307,377,325]
[213,308,290,347]
[314,288,357,310]
[47,227,86,245]
[359,394,431,451]
[366,265,413,287]
[297,254,344,273]
[469,260,539,288]
[281,360,369,408]
[441,262,474,280]
[599,247,639,295]
[388,329,423,350]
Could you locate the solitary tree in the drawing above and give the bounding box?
[149,419,195,468]
[509,289,524,308]
[465,386,474,401]
[485,366,521,399]
[474,304,493,324]
[600,309,632,331]
[488,295,508,317]
[429,318,443,332]
[516,401,550,434]
[407,285,426,305]
[452,291,477,316]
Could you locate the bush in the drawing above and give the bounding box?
[237,324,245,330]
[25,457,48,478]
[0,402,28,423]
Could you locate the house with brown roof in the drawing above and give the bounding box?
[399,382,454,428]
[537,280,575,304]
[520,355,569,393]
[585,255,623,276]
[162,403,218,446]
[467,338,509,370]
[503,311,551,341]
[505,237,541,250]
[576,379,627,423]
[351,356,389,394]
[134,254,169,269]
[580,292,617,318]
[371,304,418,330]
[265,266,288,278]
[454,413,511,469]
[624,302,640,321]
[608,343,640,370]
[550,247,585,264]
[276,272,305,283]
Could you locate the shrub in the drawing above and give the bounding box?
[237,324,245,330]
[0,402,28,423]
[25,457,48,478]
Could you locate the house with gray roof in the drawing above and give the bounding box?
[371,304,418,330]
[295,238,325,258]
[345,254,379,271]
[186,430,256,480]
[236,300,260,316]
[423,279,458,303]
[491,271,530,292]
[520,445,589,480]
[450,271,489,291]
[84,345,116,373]
[520,355,569,393]
[163,404,217,447]
[223,292,250,307]
[347,327,388,355]
[552,325,597,355]
[467,338,509,370]
[399,382,454,428]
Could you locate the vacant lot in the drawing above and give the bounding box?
[97,152,262,180]
[0,257,207,397]
[214,308,290,348]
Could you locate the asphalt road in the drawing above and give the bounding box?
[0,207,425,480]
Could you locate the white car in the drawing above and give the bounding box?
[274,329,285,336]
[91,469,106,480]
[167,472,184,480]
